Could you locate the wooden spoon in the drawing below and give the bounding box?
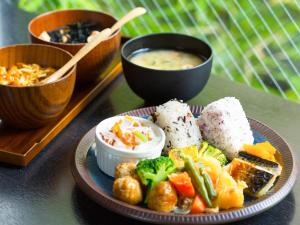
[40,7,147,84]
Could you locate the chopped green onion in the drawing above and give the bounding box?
[134,131,148,142]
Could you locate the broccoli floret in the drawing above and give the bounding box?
[199,141,209,155]
[136,156,176,202]
[136,159,155,186]
[199,141,228,166]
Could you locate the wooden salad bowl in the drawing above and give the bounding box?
[0,44,76,129]
[28,9,121,84]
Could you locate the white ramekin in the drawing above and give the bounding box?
[95,116,165,177]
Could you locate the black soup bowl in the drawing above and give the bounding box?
[121,33,213,103]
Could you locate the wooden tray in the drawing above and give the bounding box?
[0,56,122,166]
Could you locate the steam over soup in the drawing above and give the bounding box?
[129,49,204,70]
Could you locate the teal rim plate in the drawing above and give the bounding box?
[71,106,297,224]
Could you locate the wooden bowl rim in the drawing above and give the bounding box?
[28,9,121,46]
[0,43,76,88]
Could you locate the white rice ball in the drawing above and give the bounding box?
[154,100,202,153]
[198,97,254,159]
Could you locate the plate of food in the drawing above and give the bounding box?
[71,97,297,224]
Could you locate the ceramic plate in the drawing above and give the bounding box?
[71,106,297,224]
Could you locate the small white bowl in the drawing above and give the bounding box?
[95,116,165,177]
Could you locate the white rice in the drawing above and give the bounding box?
[154,100,202,153]
[198,97,254,159]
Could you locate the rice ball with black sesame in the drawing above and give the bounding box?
[154,100,202,153]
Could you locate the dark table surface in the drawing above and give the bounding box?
[0,1,299,225]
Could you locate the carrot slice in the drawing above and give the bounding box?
[190,194,206,214]
[168,172,195,198]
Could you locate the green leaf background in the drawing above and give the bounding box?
[17,0,300,103]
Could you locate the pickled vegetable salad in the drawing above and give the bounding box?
[112,153,244,214]
[100,115,155,150]
[112,141,282,214]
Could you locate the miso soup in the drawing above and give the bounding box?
[129,49,203,70]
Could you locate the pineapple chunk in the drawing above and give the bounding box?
[214,170,247,209]
[168,145,199,169]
